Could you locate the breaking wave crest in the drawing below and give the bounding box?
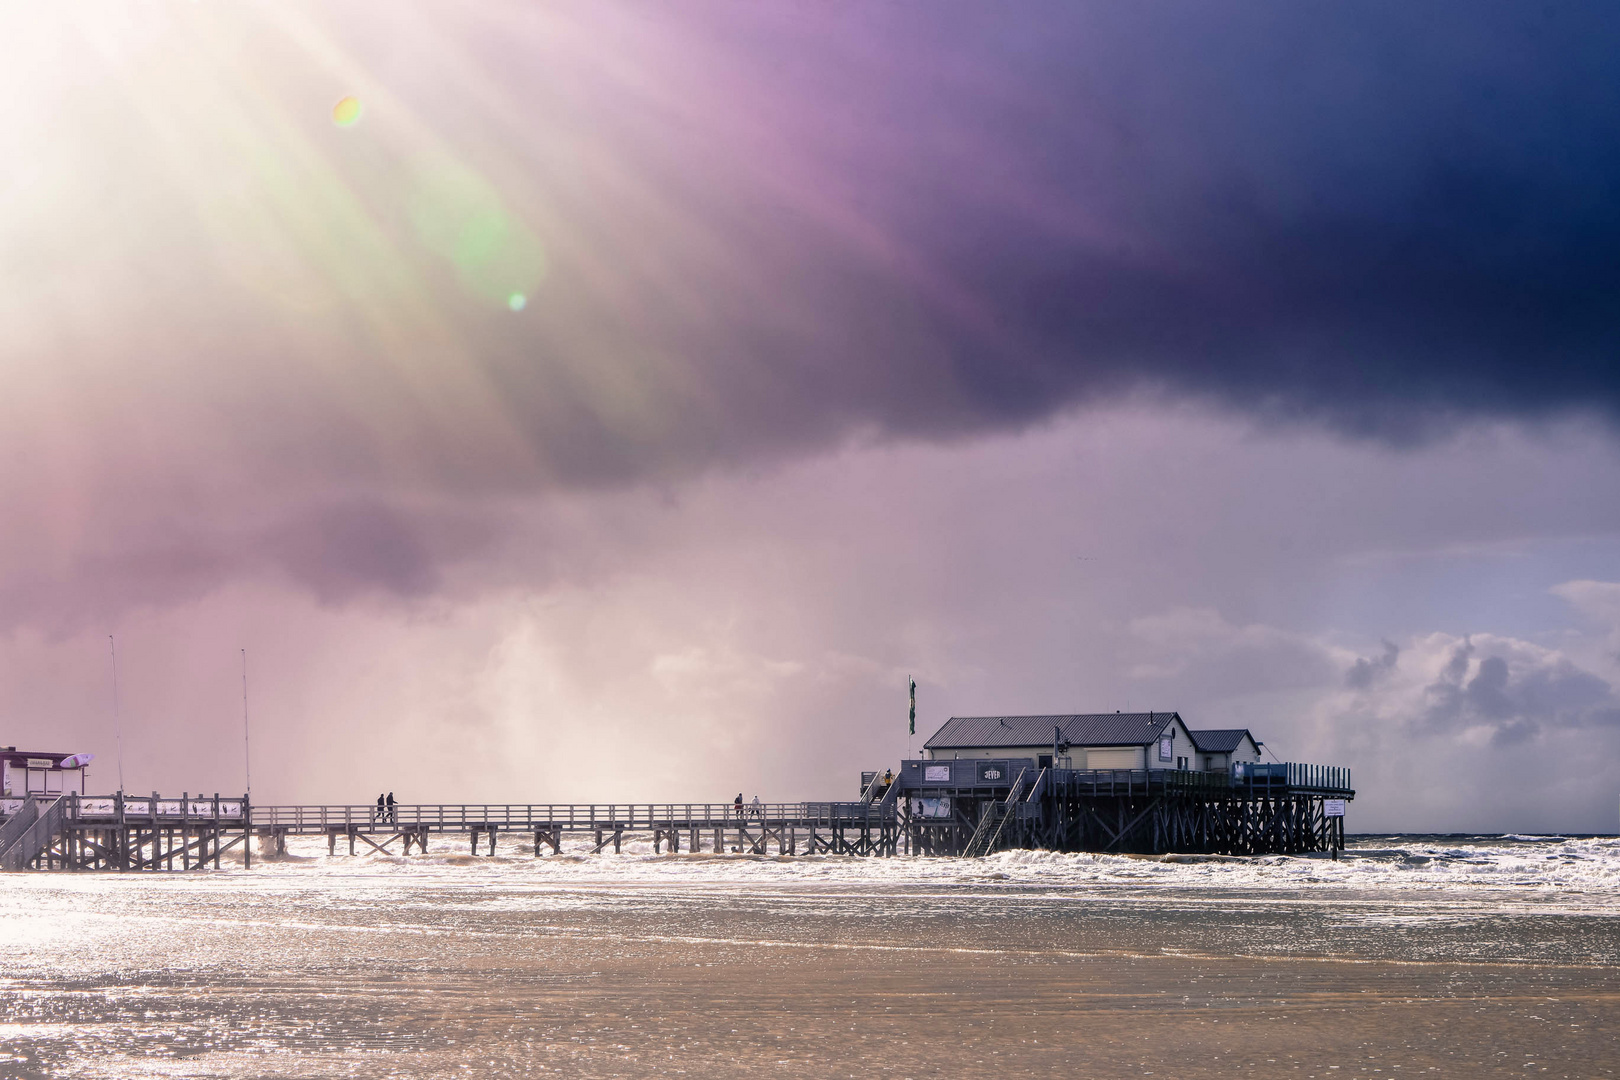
[251,832,1620,897]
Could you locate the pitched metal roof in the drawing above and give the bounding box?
[1187,729,1254,753]
[923,712,1181,750]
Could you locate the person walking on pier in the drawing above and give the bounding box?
[386,792,396,823]
[733,793,743,818]
[375,793,385,824]
[750,794,762,819]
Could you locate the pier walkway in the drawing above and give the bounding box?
[1,761,1353,870]
[252,800,895,857]
[0,794,898,869]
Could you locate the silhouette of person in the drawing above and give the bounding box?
[733,793,743,818]
[376,793,385,823]
[386,791,396,823]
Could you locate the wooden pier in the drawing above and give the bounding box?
[0,793,251,872]
[0,760,1352,871]
[0,794,899,870]
[901,763,1352,858]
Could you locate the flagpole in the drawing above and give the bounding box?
[908,675,916,759]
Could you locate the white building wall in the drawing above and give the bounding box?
[1197,734,1262,772]
[1142,715,1201,771]
[1085,747,1143,769]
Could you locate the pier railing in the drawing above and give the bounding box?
[1234,762,1352,794]
[249,802,886,833]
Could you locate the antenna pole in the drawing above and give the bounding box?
[241,648,251,800]
[108,635,124,793]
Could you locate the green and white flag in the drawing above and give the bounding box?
[909,677,916,736]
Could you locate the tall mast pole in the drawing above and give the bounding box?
[241,648,251,800]
[108,635,124,793]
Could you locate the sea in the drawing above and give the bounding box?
[2,833,1616,1079]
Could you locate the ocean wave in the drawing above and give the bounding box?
[237,832,1620,898]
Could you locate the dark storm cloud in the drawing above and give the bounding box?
[255,501,499,604]
[8,1,1620,620]
[393,0,1620,479]
[812,3,1620,439]
[0,497,503,633]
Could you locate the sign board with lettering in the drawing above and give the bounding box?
[26,759,55,769]
[923,765,952,783]
[976,761,1007,784]
[1323,799,1346,818]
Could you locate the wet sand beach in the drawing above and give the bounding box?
[2,838,1617,1079]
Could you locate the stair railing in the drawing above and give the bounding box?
[0,795,68,871]
[0,795,40,861]
[963,767,1029,857]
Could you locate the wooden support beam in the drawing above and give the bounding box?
[352,831,399,856]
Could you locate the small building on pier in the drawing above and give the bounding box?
[1188,728,1263,772]
[923,712,1242,772]
[0,748,91,799]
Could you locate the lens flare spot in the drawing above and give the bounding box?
[332,96,363,127]
[409,156,548,305]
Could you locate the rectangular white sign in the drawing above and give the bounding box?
[1324,799,1346,818]
[924,765,951,782]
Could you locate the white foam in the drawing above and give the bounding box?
[241,832,1620,901]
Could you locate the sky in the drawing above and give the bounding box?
[3,1,1620,832]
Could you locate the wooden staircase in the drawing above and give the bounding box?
[962,767,1031,857]
[0,795,68,871]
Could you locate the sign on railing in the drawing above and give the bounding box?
[69,798,246,820]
